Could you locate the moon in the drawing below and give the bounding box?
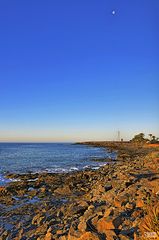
[112,10,116,15]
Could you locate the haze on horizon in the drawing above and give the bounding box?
[0,0,159,142]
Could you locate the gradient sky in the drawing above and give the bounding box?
[0,0,159,142]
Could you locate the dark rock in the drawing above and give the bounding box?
[105,184,113,191]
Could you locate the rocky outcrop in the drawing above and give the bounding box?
[0,143,159,239]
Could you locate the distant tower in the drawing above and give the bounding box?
[117,130,120,142]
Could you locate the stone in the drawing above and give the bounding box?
[78,218,87,232]
[44,231,54,240]
[105,230,117,240]
[136,199,144,208]
[79,232,100,240]
[54,185,71,195]
[105,184,113,191]
[118,234,130,240]
[125,202,135,210]
[0,186,5,193]
[97,217,115,232]
[104,208,114,218]
[59,236,67,240]
[32,214,45,225]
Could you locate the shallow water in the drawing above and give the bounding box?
[0,143,116,185]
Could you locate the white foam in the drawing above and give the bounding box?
[27,178,38,182]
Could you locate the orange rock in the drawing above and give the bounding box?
[105,230,117,239]
[154,157,159,162]
[136,199,144,208]
[68,227,81,240]
[56,230,64,235]
[59,236,67,240]
[0,186,5,192]
[79,232,100,240]
[102,192,116,203]
[54,185,71,195]
[131,209,143,218]
[97,217,115,233]
[134,232,140,240]
[78,220,87,233]
[114,198,121,208]
[68,235,79,240]
[44,231,53,240]
[97,215,122,234]
[118,234,130,240]
[91,215,99,228]
[149,179,159,195]
[104,208,114,218]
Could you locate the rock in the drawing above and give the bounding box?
[97,216,122,233]
[1,143,158,240]
[114,194,129,208]
[71,205,87,215]
[40,186,47,193]
[57,210,64,218]
[118,234,130,240]
[32,214,45,225]
[0,186,5,193]
[68,221,81,240]
[125,202,135,210]
[78,217,87,232]
[105,184,113,191]
[91,215,99,227]
[97,217,115,232]
[54,185,71,195]
[79,232,100,240]
[131,209,143,218]
[104,230,117,240]
[0,230,10,240]
[44,231,54,240]
[114,198,122,208]
[35,226,48,237]
[59,236,67,240]
[104,208,114,218]
[136,199,144,208]
[125,178,134,188]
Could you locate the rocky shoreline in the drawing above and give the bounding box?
[0,142,159,240]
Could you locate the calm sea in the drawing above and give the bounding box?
[0,143,115,185]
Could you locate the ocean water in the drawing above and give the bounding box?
[0,143,116,185]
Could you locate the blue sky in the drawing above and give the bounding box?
[0,0,159,142]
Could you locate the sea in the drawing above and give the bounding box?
[0,143,116,185]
